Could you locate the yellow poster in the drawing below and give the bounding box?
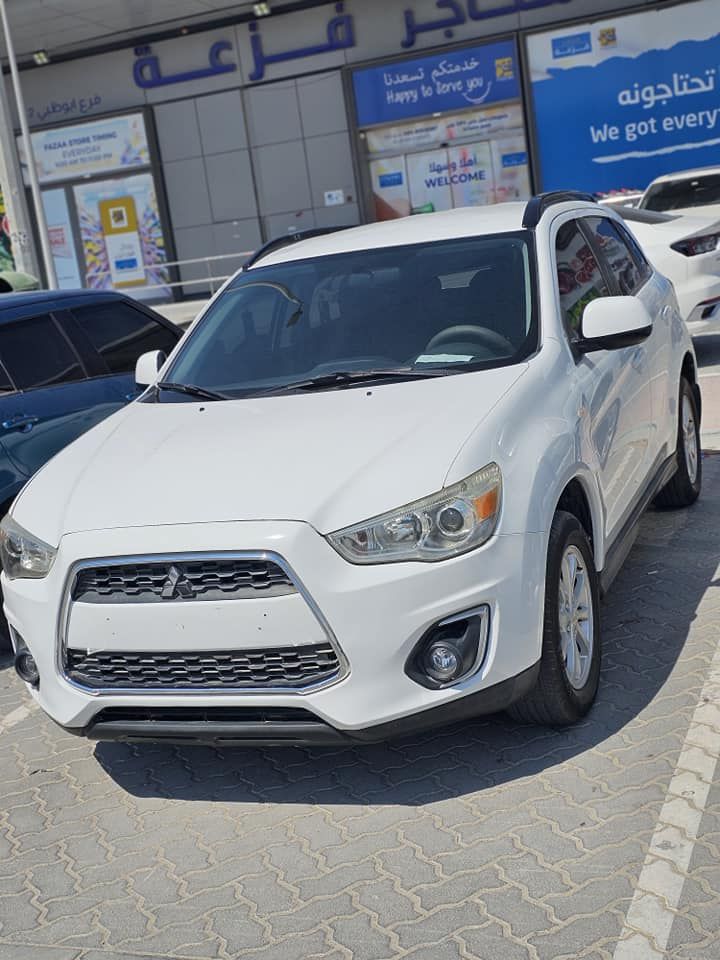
[98,196,145,287]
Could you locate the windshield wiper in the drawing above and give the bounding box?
[257,368,449,395]
[155,381,230,401]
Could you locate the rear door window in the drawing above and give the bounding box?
[72,301,178,374]
[0,314,85,389]
[554,220,610,340]
[642,173,720,211]
[583,217,645,295]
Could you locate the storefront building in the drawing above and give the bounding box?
[4,0,717,297]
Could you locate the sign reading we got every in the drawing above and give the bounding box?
[527,0,720,192]
[353,39,520,127]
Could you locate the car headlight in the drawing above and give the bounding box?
[327,463,502,564]
[0,516,57,579]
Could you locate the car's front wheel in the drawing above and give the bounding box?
[508,511,600,726]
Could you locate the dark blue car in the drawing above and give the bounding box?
[0,290,181,643]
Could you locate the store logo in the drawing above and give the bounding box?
[501,152,528,168]
[551,32,592,59]
[598,28,617,48]
[379,172,404,188]
[495,57,515,80]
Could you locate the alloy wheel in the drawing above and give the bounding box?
[558,545,594,690]
[682,392,698,485]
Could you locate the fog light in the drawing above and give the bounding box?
[13,635,39,687]
[406,605,490,690]
[424,642,463,682]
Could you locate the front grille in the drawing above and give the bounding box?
[73,557,296,604]
[65,643,340,690]
[89,706,324,724]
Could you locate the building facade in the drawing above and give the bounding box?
[5,0,718,297]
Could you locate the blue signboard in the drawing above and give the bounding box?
[551,33,592,59]
[527,1,720,193]
[352,39,520,128]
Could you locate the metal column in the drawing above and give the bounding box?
[0,0,57,288]
[0,68,38,277]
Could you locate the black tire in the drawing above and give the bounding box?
[0,598,10,654]
[654,377,701,509]
[508,511,601,726]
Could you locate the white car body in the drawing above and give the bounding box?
[619,207,720,336]
[2,197,700,744]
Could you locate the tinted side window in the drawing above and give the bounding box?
[0,315,84,390]
[555,220,609,340]
[585,217,644,295]
[0,363,13,393]
[73,302,178,374]
[614,221,653,286]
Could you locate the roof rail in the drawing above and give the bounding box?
[522,191,597,229]
[243,226,354,269]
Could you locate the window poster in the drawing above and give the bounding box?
[74,173,169,299]
[369,156,410,220]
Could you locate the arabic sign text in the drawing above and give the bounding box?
[353,39,520,127]
[529,2,720,192]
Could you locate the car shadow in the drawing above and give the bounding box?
[96,459,720,805]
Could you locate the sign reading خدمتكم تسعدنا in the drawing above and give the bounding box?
[353,38,521,128]
[528,0,720,192]
[20,114,150,186]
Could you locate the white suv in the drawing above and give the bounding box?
[2,193,702,744]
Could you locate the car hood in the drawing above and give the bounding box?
[15,366,527,544]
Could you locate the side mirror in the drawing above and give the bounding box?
[577,297,653,352]
[135,350,166,388]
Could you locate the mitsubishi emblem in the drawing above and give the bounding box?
[161,565,194,600]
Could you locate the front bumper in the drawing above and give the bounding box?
[63,664,540,745]
[3,519,546,739]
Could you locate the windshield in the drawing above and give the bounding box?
[162,233,535,400]
[641,173,720,211]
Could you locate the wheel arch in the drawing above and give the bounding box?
[553,474,605,572]
[681,352,701,423]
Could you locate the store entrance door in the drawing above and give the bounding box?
[21,112,172,301]
[352,37,533,222]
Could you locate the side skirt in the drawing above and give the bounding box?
[599,452,677,597]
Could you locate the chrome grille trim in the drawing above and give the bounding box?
[57,550,349,697]
[73,557,296,603]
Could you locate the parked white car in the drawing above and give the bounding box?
[2,193,702,744]
[639,165,720,219]
[617,206,720,336]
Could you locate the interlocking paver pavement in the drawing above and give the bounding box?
[1,458,720,960]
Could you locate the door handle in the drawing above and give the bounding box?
[1,415,39,433]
